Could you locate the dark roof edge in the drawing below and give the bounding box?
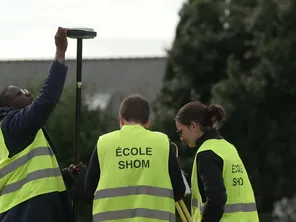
[0,56,167,63]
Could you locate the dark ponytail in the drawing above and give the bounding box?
[206,104,226,128]
[175,101,226,130]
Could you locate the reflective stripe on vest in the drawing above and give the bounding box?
[93,185,175,221]
[1,168,61,196]
[94,185,174,199]
[92,125,175,221]
[93,208,176,222]
[0,147,53,179]
[0,129,66,213]
[191,139,259,222]
[192,198,257,213]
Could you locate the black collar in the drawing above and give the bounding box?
[195,128,223,149]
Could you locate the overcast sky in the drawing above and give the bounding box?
[0,0,185,60]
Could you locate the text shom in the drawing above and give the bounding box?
[116,147,152,169]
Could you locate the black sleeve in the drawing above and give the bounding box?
[168,141,186,202]
[4,61,68,133]
[1,61,68,157]
[84,146,100,204]
[197,150,227,222]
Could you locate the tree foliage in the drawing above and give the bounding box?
[213,0,296,215]
[153,0,257,140]
[153,0,296,219]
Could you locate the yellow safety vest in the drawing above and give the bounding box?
[92,125,176,222]
[0,127,66,213]
[191,139,259,222]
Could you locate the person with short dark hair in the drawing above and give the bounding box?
[119,95,150,125]
[175,101,259,222]
[85,94,186,221]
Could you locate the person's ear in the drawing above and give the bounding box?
[119,115,124,126]
[144,119,150,128]
[190,121,199,131]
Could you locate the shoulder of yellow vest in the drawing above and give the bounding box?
[150,131,169,140]
[198,138,231,152]
[98,130,121,140]
[198,139,217,152]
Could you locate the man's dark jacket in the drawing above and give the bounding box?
[0,61,74,222]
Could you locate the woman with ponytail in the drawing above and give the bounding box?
[175,102,259,222]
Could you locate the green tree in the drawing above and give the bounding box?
[152,0,259,182]
[153,0,257,142]
[212,0,296,219]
